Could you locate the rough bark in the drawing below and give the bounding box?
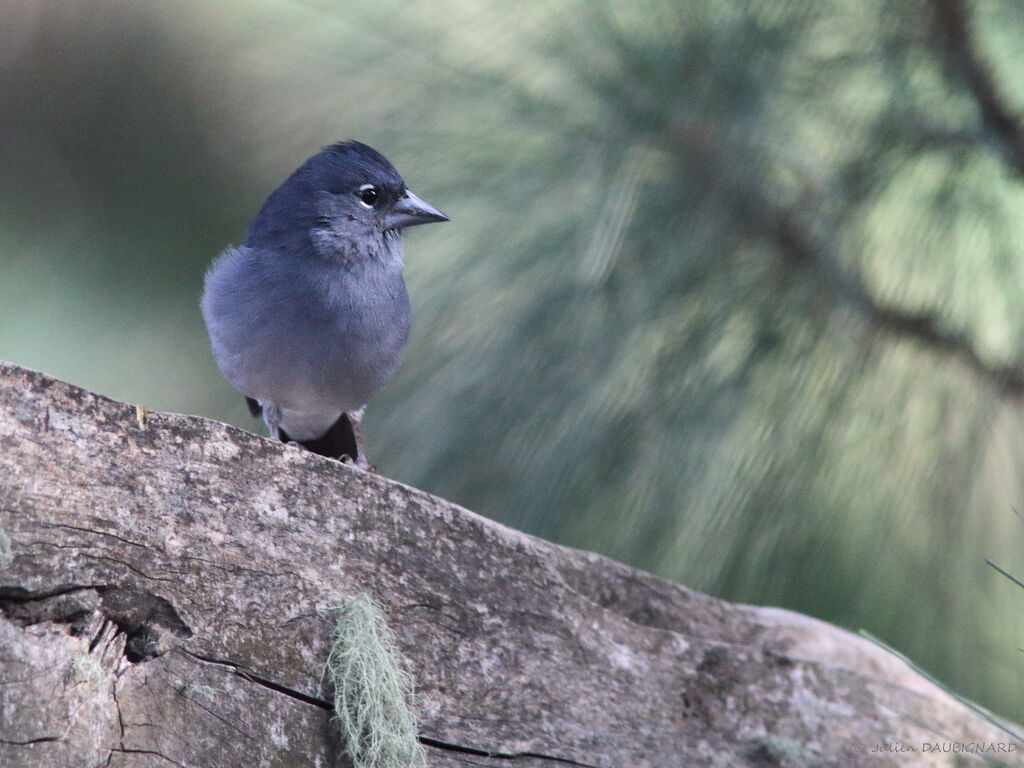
[0,360,1019,768]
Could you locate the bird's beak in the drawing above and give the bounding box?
[385,190,449,231]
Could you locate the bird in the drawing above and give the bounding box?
[201,140,448,469]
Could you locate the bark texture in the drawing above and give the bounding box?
[0,360,1020,767]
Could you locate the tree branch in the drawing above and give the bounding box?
[669,123,1024,399]
[0,362,1018,766]
[930,0,1024,178]
[745,181,1024,398]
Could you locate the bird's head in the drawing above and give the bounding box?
[243,140,448,264]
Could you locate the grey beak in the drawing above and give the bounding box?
[385,190,449,231]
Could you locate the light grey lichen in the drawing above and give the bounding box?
[0,526,12,568]
[324,594,428,768]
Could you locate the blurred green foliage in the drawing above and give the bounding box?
[4,0,1024,718]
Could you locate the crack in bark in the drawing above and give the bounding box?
[182,649,333,710]
[88,618,112,653]
[0,736,61,746]
[78,553,180,585]
[0,583,106,603]
[180,554,302,582]
[108,748,187,768]
[102,663,125,768]
[181,650,600,767]
[419,736,603,767]
[40,522,148,550]
[0,583,102,634]
[238,669,334,711]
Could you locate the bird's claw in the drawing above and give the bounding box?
[339,454,377,473]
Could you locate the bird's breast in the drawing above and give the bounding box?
[205,245,412,414]
[303,263,411,407]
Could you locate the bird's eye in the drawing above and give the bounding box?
[357,184,378,207]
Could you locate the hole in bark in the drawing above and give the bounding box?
[0,584,191,663]
[747,743,785,766]
[697,644,729,672]
[124,626,159,663]
[98,585,191,663]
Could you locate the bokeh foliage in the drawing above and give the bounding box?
[4,0,1024,717]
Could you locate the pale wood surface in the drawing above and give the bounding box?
[0,361,1019,767]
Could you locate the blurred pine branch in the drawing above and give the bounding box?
[4,0,1024,721]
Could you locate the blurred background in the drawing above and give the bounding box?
[4,0,1024,719]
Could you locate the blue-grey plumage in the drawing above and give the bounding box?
[201,141,448,467]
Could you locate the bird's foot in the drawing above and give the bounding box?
[340,454,377,473]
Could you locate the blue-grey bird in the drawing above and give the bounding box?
[201,141,448,468]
